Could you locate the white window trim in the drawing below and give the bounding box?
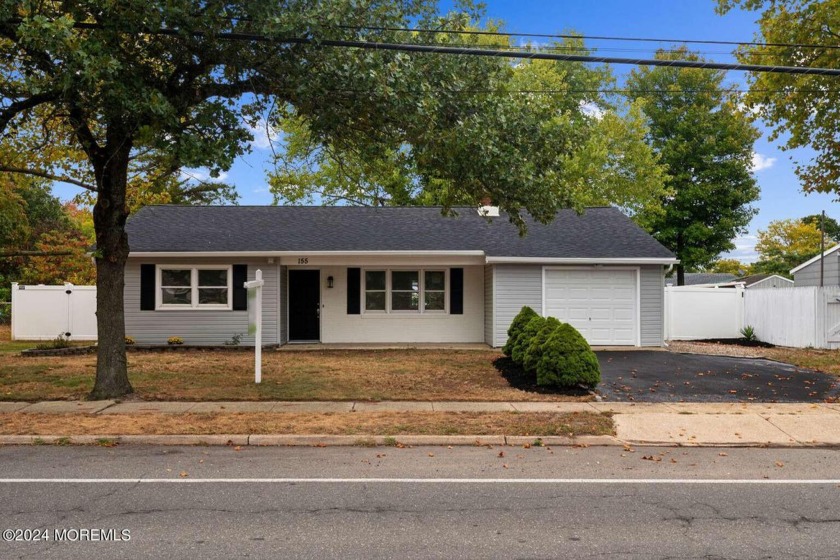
[156,265,233,311]
[361,268,449,315]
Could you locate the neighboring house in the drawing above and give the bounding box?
[123,205,678,348]
[791,245,840,286]
[668,273,738,286]
[731,274,794,289]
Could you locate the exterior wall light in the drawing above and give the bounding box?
[327,276,334,289]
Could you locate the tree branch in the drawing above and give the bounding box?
[0,92,57,133]
[0,166,97,191]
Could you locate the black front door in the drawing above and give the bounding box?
[289,270,320,341]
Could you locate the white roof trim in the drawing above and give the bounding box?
[485,256,678,265]
[129,250,487,258]
[790,244,840,274]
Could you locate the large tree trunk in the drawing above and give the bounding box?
[676,264,685,286]
[89,140,133,400]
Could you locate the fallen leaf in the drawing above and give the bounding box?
[719,452,728,457]
[179,471,188,478]
[775,461,784,468]
[523,443,531,449]
[233,446,242,451]
[502,464,509,469]
[428,452,435,457]
[498,451,505,458]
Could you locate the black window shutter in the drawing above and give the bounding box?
[450,268,464,315]
[140,264,156,310]
[232,265,248,311]
[347,268,361,314]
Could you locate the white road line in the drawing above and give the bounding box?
[0,478,839,484]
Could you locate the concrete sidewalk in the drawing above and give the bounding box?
[2,400,840,447]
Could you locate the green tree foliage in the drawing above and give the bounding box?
[627,48,760,285]
[502,306,539,357]
[717,0,840,196]
[802,214,840,243]
[706,258,752,277]
[271,34,668,215]
[753,218,832,276]
[536,323,600,389]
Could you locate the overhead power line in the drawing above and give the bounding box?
[34,21,840,77]
[338,25,840,52]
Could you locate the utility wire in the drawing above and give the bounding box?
[30,21,840,76]
[338,24,840,51]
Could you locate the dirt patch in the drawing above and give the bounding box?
[0,411,614,437]
[696,338,775,348]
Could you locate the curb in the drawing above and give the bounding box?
[0,434,621,447]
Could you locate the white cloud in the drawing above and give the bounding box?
[724,234,759,263]
[579,100,604,120]
[246,118,279,150]
[751,152,776,173]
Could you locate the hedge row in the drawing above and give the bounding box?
[503,306,600,388]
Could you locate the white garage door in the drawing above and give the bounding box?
[543,268,638,346]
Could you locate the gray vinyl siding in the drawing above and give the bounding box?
[483,265,494,346]
[124,258,279,346]
[794,254,840,287]
[639,265,665,347]
[492,265,542,347]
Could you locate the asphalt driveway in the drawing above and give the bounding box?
[596,351,840,403]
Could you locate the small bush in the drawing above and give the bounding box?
[35,333,71,350]
[522,317,563,373]
[224,333,243,346]
[536,323,600,388]
[167,336,184,345]
[740,325,757,342]
[502,306,539,357]
[510,315,546,365]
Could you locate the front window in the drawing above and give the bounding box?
[362,269,447,314]
[158,266,231,309]
[391,271,419,311]
[365,271,386,311]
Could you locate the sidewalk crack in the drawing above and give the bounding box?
[762,415,801,445]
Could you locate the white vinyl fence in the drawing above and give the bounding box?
[664,285,744,340]
[665,285,840,349]
[10,283,97,341]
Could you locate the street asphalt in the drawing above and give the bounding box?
[1,445,840,559]
[597,350,840,402]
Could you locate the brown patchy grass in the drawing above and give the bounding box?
[0,411,613,437]
[762,348,840,377]
[0,348,590,402]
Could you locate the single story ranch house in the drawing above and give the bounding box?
[124,205,678,348]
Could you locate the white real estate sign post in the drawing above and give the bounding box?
[244,269,264,384]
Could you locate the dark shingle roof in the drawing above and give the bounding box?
[680,273,739,285]
[125,205,676,259]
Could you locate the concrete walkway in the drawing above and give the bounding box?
[3,400,840,447]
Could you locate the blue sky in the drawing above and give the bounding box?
[53,1,839,262]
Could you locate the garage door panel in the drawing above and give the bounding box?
[544,268,638,346]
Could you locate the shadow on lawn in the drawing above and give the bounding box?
[492,357,590,398]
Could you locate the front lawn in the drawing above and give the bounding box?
[0,345,590,402]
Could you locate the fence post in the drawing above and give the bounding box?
[10,282,17,341]
[736,285,745,334]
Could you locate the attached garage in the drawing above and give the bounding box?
[542,268,638,346]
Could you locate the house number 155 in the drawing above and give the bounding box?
[297,257,309,265]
